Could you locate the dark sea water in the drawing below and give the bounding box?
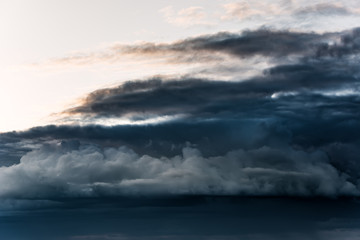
[1,196,360,240]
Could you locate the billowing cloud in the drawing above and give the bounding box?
[0,141,357,199]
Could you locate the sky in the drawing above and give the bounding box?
[1,0,360,239]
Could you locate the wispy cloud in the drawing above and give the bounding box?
[221,1,360,20]
[31,27,351,84]
[222,1,284,20]
[217,1,360,32]
[37,27,360,67]
[294,3,354,16]
[159,6,212,27]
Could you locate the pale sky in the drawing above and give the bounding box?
[1,0,360,132]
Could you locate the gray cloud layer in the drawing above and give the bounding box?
[0,141,356,199]
[46,30,316,68]
[63,64,359,120]
[294,3,354,16]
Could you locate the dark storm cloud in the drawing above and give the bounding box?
[64,58,359,119]
[6,93,360,150]
[0,137,356,199]
[3,91,360,159]
[316,27,360,57]
[0,136,42,167]
[0,118,292,160]
[1,89,360,198]
[1,27,360,202]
